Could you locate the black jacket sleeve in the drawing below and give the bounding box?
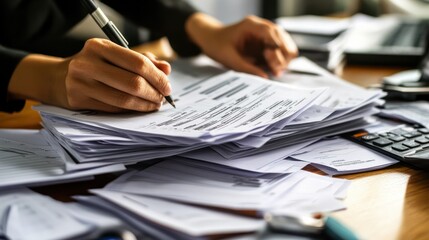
[0,0,202,113]
[102,0,201,57]
[0,45,26,113]
[0,0,86,113]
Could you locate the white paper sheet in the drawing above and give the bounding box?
[0,189,89,240]
[0,130,125,188]
[380,101,429,129]
[35,71,326,139]
[105,160,350,212]
[91,189,264,237]
[291,138,398,174]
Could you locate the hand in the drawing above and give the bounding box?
[61,39,172,112]
[186,13,298,78]
[9,38,172,113]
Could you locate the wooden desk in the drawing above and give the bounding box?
[332,65,429,240]
[0,100,41,129]
[1,64,428,240]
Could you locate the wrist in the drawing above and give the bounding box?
[185,13,223,53]
[8,54,66,106]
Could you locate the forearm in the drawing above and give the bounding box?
[185,14,298,78]
[9,38,172,113]
[8,54,66,107]
[185,13,223,54]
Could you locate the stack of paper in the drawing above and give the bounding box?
[0,129,125,189]
[35,70,329,165]
[178,58,385,172]
[34,57,384,170]
[71,158,350,239]
[103,159,349,212]
[0,188,129,240]
[83,190,265,239]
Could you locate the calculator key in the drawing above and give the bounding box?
[361,134,379,141]
[404,149,429,164]
[402,133,414,138]
[392,144,410,152]
[409,132,422,137]
[388,136,406,142]
[418,128,429,134]
[379,132,397,138]
[415,137,429,144]
[401,127,415,132]
[373,138,393,147]
[402,141,421,148]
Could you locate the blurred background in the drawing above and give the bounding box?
[187,0,429,23]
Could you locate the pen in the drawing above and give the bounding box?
[80,0,176,108]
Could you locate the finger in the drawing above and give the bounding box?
[76,98,125,113]
[226,50,268,78]
[243,17,282,49]
[263,48,287,76]
[75,60,164,104]
[263,25,283,50]
[243,18,296,67]
[77,79,162,112]
[143,52,171,75]
[84,39,172,96]
[275,27,299,63]
[263,26,298,68]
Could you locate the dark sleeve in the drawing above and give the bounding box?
[0,45,27,113]
[0,1,86,113]
[102,0,201,57]
[0,1,86,49]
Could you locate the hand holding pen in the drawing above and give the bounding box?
[60,0,176,112]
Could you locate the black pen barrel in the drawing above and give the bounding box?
[81,0,98,13]
[102,22,129,48]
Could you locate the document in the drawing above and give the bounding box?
[290,137,398,175]
[34,70,331,164]
[0,129,125,188]
[34,57,385,171]
[91,189,264,237]
[0,188,128,240]
[276,15,350,36]
[0,189,89,240]
[74,195,176,240]
[105,159,350,212]
[380,101,429,129]
[180,140,313,174]
[36,71,326,139]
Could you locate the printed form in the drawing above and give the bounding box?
[35,71,326,140]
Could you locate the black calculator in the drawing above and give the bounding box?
[343,124,429,170]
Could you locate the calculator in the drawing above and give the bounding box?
[343,124,429,170]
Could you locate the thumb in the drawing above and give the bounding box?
[227,52,268,78]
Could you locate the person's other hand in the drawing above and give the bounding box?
[57,39,171,112]
[186,13,298,78]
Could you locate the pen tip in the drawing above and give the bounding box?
[165,95,176,108]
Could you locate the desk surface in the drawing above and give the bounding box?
[1,64,428,240]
